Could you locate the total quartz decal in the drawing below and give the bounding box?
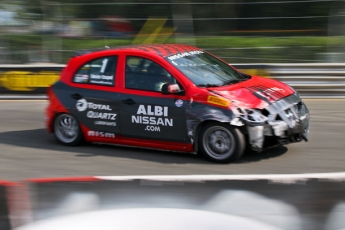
[132,105,173,132]
[76,98,117,126]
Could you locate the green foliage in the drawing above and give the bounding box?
[3,34,345,63]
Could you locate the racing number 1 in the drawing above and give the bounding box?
[100,58,108,74]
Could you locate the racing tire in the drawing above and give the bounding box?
[198,122,245,163]
[54,113,83,146]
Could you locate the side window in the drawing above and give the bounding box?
[73,56,118,86]
[125,56,176,92]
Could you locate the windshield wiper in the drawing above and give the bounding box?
[196,83,221,88]
[239,71,252,79]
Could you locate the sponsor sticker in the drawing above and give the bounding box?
[207,95,230,107]
[76,98,88,112]
[168,50,204,61]
[132,104,173,132]
[87,131,115,138]
[76,98,112,112]
[175,99,183,107]
[89,74,114,86]
[76,98,117,126]
[74,74,89,83]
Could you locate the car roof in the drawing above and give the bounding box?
[74,44,201,58]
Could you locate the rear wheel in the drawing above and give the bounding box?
[198,122,245,163]
[54,113,83,146]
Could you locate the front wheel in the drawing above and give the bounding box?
[54,113,83,146]
[198,122,245,163]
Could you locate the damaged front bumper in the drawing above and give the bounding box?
[232,92,310,151]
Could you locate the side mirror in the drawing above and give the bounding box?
[161,83,182,94]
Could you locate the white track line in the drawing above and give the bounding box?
[96,172,345,183]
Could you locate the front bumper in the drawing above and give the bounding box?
[241,92,310,151]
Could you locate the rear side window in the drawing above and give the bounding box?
[73,56,118,86]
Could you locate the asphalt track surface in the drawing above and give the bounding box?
[0,99,344,181]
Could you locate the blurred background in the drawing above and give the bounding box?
[0,2,344,230]
[1,0,345,64]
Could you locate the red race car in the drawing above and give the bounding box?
[46,44,310,163]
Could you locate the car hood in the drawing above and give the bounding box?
[209,76,295,109]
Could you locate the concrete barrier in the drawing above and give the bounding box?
[17,173,345,230]
[0,180,29,230]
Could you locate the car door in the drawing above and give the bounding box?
[119,56,190,143]
[68,55,121,136]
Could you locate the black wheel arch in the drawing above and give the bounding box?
[193,119,246,153]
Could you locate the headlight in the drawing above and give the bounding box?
[235,108,267,125]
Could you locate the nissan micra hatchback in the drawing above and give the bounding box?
[46,44,310,163]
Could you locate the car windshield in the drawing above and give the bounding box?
[166,51,249,87]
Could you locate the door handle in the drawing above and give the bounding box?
[122,98,136,105]
[71,93,82,100]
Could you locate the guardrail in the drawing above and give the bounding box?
[0,63,344,98]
